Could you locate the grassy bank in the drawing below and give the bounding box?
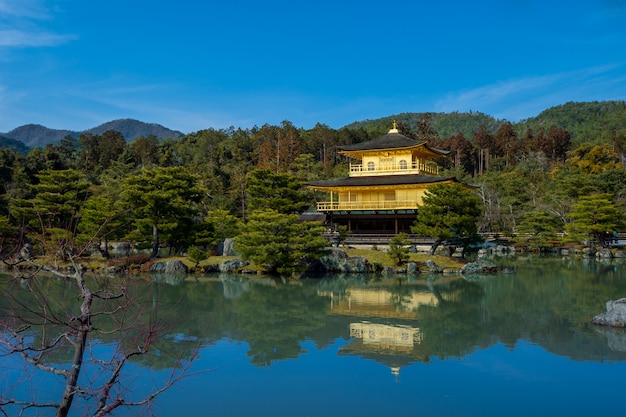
[22,248,465,275]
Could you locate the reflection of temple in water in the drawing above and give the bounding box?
[350,322,424,350]
[341,321,428,382]
[320,287,446,319]
[318,285,449,380]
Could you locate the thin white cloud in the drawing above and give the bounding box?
[0,29,74,47]
[0,0,74,48]
[434,65,626,121]
[30,78,218,133]
[436,74,562,112]
[0,0,49,19]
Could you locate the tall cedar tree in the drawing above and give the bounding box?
[255,121,302,172]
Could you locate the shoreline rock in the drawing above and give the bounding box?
[461,259,498,275]
[592,298,626,328]
[149,260,188,274]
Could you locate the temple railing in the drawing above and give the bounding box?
[349,162,438,176]
[316,201,418,211]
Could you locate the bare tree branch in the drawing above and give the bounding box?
[1,251,197,417]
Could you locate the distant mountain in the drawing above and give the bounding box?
[85,119,184,141]
[2,101,625,152]
[0,134,31,155]
[2,124,79,148]
[0,119,184,149]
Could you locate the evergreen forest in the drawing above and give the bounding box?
[1,100,626,267]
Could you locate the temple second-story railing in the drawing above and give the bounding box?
[349,162,439,176]
[316,200,419,211]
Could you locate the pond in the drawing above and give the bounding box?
[2,256,626,416]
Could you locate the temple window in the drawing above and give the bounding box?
[399,159,408,169]
[367,161,375,171]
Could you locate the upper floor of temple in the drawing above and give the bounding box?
[337,123,450,177]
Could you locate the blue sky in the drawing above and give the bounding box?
[1,0,625,134]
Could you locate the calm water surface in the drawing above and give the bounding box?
[3,256,626,416]
[154,256,626,417]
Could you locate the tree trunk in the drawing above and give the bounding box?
[428,238,443,255]
[595,231,608,248]
[151,224,159,258]
[98,236,111,259]
[103,235,110,259]
[58,270,92,417]
[57,328,88,417]
[461,243,469,259]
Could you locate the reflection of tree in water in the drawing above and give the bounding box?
[150,273,187,286]
[89,276,227,371]
[314,273,371,296]
[477,257,626,361]
[219,273,275,299]
[0,272,213,415]
[229,282,330,366]
[134,260,626,368]
[138,278,230,369]
[20,256,626,377]
[417,279,488,358]
[0,276,79,364]
[221,274,250,299]
[331,263,624,367]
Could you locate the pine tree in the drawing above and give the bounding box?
[566,194,626,248]
[122,167,202,257]
[234,209,328,277]
[411,183,482,256]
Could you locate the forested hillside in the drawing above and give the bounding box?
[0,100,625,262]
[517,101,626,145]
[0,135,30,155]
[350,101,626,145]
[345,111,504,140]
